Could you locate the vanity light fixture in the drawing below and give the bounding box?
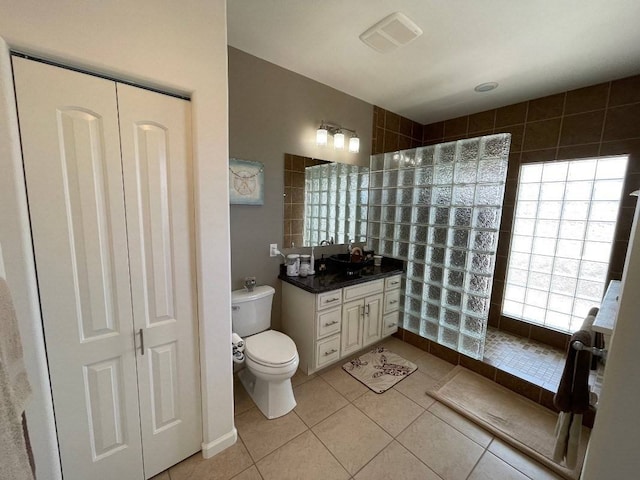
[348,135,360,153]
[316,125,328,146]
[316,121,360,153]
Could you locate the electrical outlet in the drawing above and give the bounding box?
[269,243,279,257]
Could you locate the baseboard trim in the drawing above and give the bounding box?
[201,428,237,459]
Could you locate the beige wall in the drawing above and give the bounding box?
[228,47,372,328]
[0,1,232,476]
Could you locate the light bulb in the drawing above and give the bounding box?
[349,135,360,153]
[334,131,345,150]
[316,126,328,146]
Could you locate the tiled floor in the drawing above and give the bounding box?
[483,327,566,391]
[483,327,605,399]
[154,336,563,480]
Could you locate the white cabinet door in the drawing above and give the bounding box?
[363,293,383,347]
[341,300,363,356]
[117,84,201,478]
[383,312,399,336]
[13,58,144,479]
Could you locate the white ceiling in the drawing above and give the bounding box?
[227,0,640,125]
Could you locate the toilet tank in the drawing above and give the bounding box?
[231,285,275,337]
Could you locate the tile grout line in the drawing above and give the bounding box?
[308,400,373,478]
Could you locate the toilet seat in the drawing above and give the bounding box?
[245,330,298,367]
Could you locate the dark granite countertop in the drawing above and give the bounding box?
[278,258,404,294]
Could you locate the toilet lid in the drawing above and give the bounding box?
[245,330,297,366]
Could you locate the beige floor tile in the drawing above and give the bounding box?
[150,472,170,480]
[413,352,456,380]
[353,389,424,437]
[354,440,441,480]
[230,465,263,480]
[312,404,392,475]
[468,452,529,480]
[380,337,427,361]
[233,374,255,416]
[320,363,369,401]
[488,438,563,479]
[397,411,484,480]
[293,376,349,426]
[291,368,315,387]
[169,441,254,480]
[235,407,307,461]
[256,430,349,480]
[393,370,438,409]
[428,401,493,447]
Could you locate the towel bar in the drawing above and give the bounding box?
[572,340,607,360]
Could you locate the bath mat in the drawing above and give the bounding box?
[428,366,589,480]
[342,346,417,393]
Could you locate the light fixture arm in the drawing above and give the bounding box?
[320,121,357,137]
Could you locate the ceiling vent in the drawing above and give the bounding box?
[360,12,423,53]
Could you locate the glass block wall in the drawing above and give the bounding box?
[367,134,511,360]
[304,162,369,246]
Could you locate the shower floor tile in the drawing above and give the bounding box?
[483,327,605,398]
[483,327,566,390]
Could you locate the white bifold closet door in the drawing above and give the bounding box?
[13,57,201,480]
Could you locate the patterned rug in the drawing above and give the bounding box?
[342,347,417,393]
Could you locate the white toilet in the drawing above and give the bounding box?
[232,285,299,419]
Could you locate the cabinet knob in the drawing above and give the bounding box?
[390,300,398,304]
[326,297,339,303]
[324,320,339,327]
[324,348,337,356]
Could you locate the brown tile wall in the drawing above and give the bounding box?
[283,154,328,248]
[372,106,423,154]
[420,75,640,345]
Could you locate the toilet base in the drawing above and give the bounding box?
[239,367,297,419]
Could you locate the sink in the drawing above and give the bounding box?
[328,253,374,273]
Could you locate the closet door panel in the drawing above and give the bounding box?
[12,58,144,479]
[117,83,201,478]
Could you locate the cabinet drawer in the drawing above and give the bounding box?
[317,289,342,310]
[383,312,399,336]
[385,275,402,291]
[343,279,384,301]
[315,334,341,369]
[384,289,401,314]
[316,307,341,339]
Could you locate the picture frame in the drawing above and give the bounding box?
[229,158,265,205]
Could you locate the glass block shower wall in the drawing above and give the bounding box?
[367,134,511,360]
[304,162,369,246]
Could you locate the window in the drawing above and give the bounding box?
[502,156,628,333]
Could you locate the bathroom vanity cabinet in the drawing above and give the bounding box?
[281,273,402,374]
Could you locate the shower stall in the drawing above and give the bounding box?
[367,134,511,360]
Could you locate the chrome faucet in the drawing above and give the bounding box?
[320,239,331,246]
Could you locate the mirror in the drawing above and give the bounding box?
[283,153,369,247]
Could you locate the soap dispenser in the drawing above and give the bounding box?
[318,254,327,273]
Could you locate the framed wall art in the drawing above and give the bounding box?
[229,158,265,205]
